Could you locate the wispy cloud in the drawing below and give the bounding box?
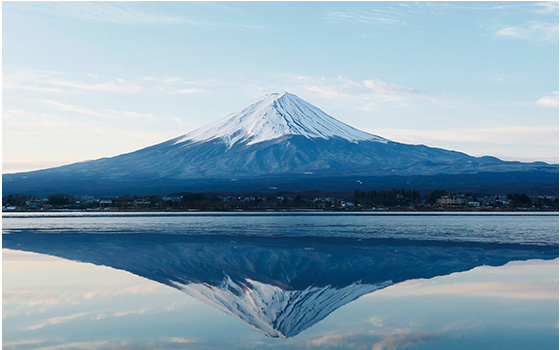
[35,341,112,350]
[112,309,146,318]
[307,329,442,349]
[371,329,442,350]
[382,280,559,300]
[22,306,174,333]
[373,126,559,145]
[4,70,143,94]
[27,100,197,139]
[4,68,210,96]
[5,116,179,144]
[83,284,164,301]
[495,21,558,42]
[309,333,353,346]
[166,337,200,345]
[4,68,463,111]
[369,125,559,163]
[29,338,201,350]
[42,100,157,120]
[175,88,206,94]
[536,91,559,108]
[24,311,93,331]
[3,339,46,349]
[9,2,193,25]
[532,2,560,15]
[288,75,462,109]
[6,1,265,30]
[372,260,559,300]
[4,290,78,307]
[43,100,104,117]
[325,8,406,26]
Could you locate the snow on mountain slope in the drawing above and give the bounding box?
[175,275,391,338]
[175,92,387,148]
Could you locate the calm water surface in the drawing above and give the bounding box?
[3,212,558,350]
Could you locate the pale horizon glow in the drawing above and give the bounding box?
[2,1,559,173]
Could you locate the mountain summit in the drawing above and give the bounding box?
[3,92,558,196]
[175,92,386,148]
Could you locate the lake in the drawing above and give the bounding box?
[3,212,558,349]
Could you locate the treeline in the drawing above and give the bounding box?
[2,193,37,207]
[159,192,344,210]
[2,189,558,211]
[353,188,422,207]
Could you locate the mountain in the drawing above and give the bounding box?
[3,92,557,196]
[176,92,387,147]
[3,233,557,337]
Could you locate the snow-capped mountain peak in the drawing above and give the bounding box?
[175,92,387,148]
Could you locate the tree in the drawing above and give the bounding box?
[426,189,448,205]
[48,193,75,206]
[507,193,532,208]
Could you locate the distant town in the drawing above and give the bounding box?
[2,189,558,212]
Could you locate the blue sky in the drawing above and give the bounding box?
[3,1,559,173]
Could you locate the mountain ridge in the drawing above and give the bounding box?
[3,92,558,196]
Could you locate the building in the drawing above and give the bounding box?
[437,195,468,209]
[99,198,134,208]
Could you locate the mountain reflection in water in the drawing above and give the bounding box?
[3,233,557,338]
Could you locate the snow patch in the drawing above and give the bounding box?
[174,92,387,148]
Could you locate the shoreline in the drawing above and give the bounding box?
[3,209,558,215]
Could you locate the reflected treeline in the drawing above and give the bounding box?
[3,232,557,337]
